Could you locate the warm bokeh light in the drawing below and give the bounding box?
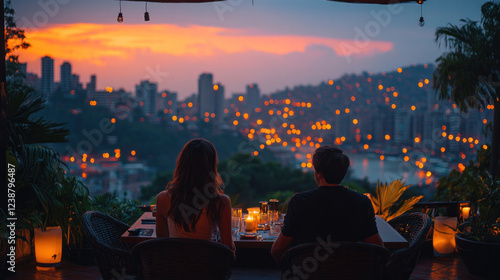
[440,147,445,153]
[131,150,136,156]
[213,84,219,91]
[458,163,465,172]
[111,118,116,124]
[414,137,420,143]
[385,134,391,141]
[353,119,358,124]
[363,144,369,150]
[402,148,407,153]
[380,155,385,161]
[483,145,488,150]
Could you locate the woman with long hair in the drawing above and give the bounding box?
[156,138,235,252]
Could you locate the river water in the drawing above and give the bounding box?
[348,154,437,186]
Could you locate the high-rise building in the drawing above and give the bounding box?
[214,83,225,124]
[198,73,214,120]
[246,83,260,113]
[60,62,72,94]
[41,56,54,98]
[135,80,158,116]
[20,63,27,75]
[71,74,82,92]
[86,75,96,98]
[157,90,178,116]
[394,112,411,145]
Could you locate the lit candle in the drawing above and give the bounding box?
[245,215,255,231]
[462,207,470,220]
[433,216,457,257]
[35,227,62,271]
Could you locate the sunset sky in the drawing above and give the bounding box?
[13,0,488,99]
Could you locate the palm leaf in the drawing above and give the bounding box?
[369,179,422,221]
[386,195,424,222]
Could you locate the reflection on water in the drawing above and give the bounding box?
[349,154,435,186]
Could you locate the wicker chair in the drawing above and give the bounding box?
[280,241,390,280]
[384,212,432,280]
[132,238,234,280]
[82,211,137,280]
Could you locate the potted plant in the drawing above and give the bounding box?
[454,168,500,278]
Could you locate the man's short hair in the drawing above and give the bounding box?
[312,145,350,184]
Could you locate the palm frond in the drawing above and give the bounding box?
[369,179,422,221]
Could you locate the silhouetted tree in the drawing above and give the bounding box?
[433,1,500,178]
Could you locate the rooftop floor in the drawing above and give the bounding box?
[6,253,486,280]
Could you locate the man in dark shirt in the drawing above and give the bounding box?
[271,145,383,261]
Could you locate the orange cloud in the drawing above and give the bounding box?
[22,23,393,66]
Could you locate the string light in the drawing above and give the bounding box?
[117,0,123,23]
[144,2,150,22]
[418,0,425,27]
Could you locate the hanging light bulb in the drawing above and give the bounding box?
[419,16,425,27]
[418,0,424,27]
[144,2,150,21]
[117,0,123,23]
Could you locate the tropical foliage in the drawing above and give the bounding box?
[433,1,500,179]
[456,171,500,243]
[436,145,491,201]
[90,193,142,226]
[437,146,500,242]
[2,1,91,250]
[368,179,423,221]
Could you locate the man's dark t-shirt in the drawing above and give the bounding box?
[281,185,378,246]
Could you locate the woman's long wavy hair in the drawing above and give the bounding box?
[167,138,224,232]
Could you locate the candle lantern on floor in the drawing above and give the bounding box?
[35,226,62,271]
[433,216,457,257]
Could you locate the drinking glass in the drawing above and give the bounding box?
[232,208,242,218]
[232,216,241,238]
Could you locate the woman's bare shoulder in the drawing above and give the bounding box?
[218,194,231,206]
[157,189,171,200]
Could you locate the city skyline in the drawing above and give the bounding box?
[13,0,489,99]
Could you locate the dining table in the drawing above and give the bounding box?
[121,212,409,250]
